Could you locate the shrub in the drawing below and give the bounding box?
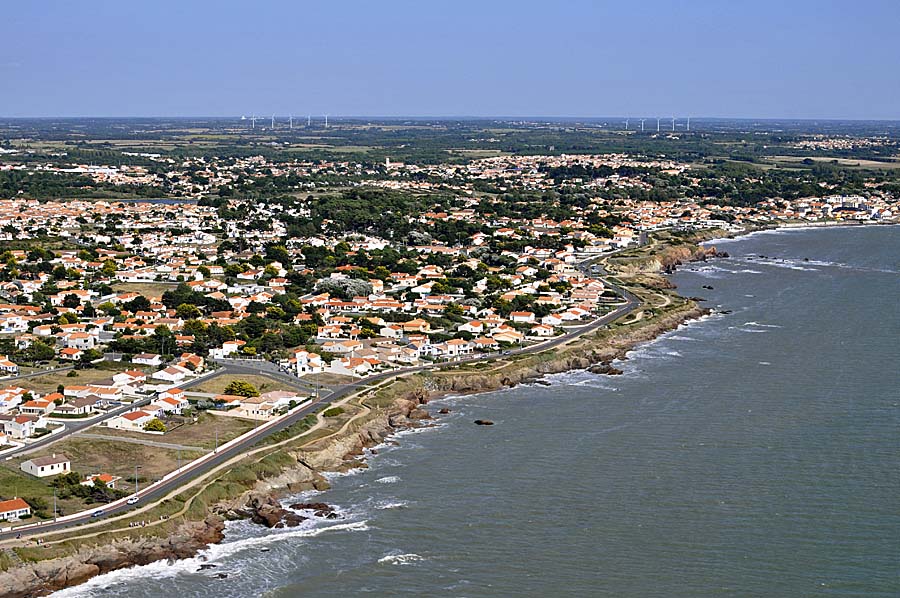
[323,407,344,417]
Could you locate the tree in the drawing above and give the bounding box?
[176,303,202,319]
[62,294,81,309]
[223,380,260,397]
[27,341,55,362]
[143,418,167,432]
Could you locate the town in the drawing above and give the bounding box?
[0,117,898,532]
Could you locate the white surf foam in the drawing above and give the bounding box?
[378,553,425,565]
[375,475,400,484]
[51,521,370,597]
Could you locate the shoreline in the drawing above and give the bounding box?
[0,221,887,598]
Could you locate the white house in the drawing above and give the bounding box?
[0,355,18,375]
[132,353,163,366]
[21,454,70,478]
[107,410,155,431]
[293,350,324,375]
[0,497,31,521]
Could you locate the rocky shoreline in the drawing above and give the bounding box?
[0,241,720,598]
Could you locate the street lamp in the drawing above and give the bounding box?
[134,465,141,495]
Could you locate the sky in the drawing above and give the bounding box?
[2,0,899,119]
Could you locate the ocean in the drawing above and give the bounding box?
[53,225,900,598]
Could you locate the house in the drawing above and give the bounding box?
[0,355,18,375]
[133,353,163,366]
[258,390,301,408]
[458,320,485,335]
[209,340,245,358]
[293,350,324,375]
[81,473,121,490]
[20,398,55,416]
[402,318,431,334]
[54,395,97,416]
[107,410,155,431]
[529,324,556,337]
[473,336,500,351]
[327,356,375,377]
[509,311,536,324]
[1,414,44,439]
[20,454,70,478]
[58,347,84,361]
[0,497,31,521]
[152,365,191,383]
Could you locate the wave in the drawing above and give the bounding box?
[378,553,425,565]
[375,500,409,510]
[743,321,783,329]
[51,521,370,597]
[375,475,401,484]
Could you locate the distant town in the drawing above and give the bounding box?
[0,117,897,531]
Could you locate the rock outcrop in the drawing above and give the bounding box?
[0,516,225,598]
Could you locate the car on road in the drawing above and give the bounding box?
[91,510,105,518]
[126,496,139,505]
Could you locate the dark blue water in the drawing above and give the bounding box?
[56,225,900,598]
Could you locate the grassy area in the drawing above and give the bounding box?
[6,438,204,508]
[22,362,138,395]
[111,282,179,298]
[190,374,291,395]
[92,411,256,450]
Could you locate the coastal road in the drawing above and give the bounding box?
[1,264,640,540]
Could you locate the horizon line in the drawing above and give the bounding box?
[2,115,900,123]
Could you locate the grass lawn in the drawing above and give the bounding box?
[190,374,290,395]
[7,438,204,500]
[111,282,179,298]
[22,362,138,395]
[93,412,256,450]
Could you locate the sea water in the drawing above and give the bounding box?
[54,225,900,598]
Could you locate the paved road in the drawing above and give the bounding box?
[0,365,74,384]
[1,261,640,540]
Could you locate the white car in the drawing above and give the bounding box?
[126,496,139,505]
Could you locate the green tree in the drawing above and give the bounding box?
[143,418,167,432]
[223,380,260,397]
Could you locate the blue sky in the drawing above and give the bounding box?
[2,0,898,119]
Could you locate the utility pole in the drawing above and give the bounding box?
[134,464,139,494]
[215,427,219,453]
[53,488,57,521]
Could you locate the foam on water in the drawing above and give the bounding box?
[378,553,426,565]
[51,521,370,597]
[375,475,401,484]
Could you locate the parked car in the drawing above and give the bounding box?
[126,496,139,505]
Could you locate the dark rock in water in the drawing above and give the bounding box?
[533,379,552,386]
[213,573,228,579]
[720,309,733,315]
[260,548,270,553]
[702,285,714,290]
[587,363,624,376]
[474,419,495,426]
[198,564,217,571]
[689,296,707,302]
[246,494,308,528]
[288,502,337,518]
[370,448,378,455]
[803,257,810,261]
[438,408,451,414]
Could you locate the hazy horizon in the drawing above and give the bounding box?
[4,0,899,120]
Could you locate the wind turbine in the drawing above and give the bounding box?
[324,114,329,128]
[640,119,645,132]
[672,116,676,131]
[271,114,275,129]
[251,115,256,129]
[307,114,311,127]
[289,115,293,129]
[656,118,660,132]
[686,117,690,132]
[624,119,629,131]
